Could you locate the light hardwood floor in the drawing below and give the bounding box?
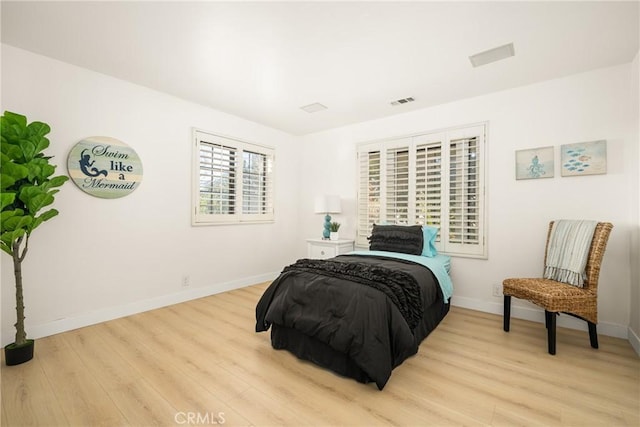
[2,282,638,426]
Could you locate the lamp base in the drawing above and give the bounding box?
[323,214,331,239]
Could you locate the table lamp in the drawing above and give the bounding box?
[314,195,341,239]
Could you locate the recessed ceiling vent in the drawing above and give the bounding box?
[390,97,415,106]
[300,102,327,113]
[469,43,515,68]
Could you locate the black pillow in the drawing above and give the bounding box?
[368,224,424,255]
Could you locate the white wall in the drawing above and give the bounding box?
[299,62,637,340]
[1,45,301,345]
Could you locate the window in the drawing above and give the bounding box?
[357,123,487,258]
[193,129,274,225]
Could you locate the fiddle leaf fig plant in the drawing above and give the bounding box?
[1,111,68,352]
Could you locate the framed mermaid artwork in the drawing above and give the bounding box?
[560,140,607,177]
[515,146,554,180]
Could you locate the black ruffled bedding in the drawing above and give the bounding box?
[368,224,424,255]
[255,254,450,390]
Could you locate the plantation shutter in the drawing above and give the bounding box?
[199,141,236,217]
[241,150,274,220]
[414,135,444,245]
[357,147,381,246]
[444,126,485,256]
[385,143,411,224]
[356,123,486,257]
[194,129,274,225]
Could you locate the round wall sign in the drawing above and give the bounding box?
[67,136,143,199]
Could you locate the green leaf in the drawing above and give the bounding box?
[0,111,27,146]
[24,158,56,182]
[1,111,27,129]
[0,160,29,180]
[0,174,16,190]
[19,139,37,162]
[27,121,50,138]
[0,193,16,210]
[0,144,22,160]
[0,241,12,256]
[39,163,56,180]
[24,135,50,160]
[0,209,23,228]
[3,214,33,232]
[48,175,69,187]
[38,208,58,222]
[19,187,54,215]
[0,161,29,190]
[30,208,59,231]
[34,136,51,156]
[3,123,26,143]
[0,229,26,252]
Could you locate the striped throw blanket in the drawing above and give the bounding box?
[543,220,598,287]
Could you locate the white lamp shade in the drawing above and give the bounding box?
[314,195,341,213]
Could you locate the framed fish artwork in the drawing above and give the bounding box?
[561,140,607,177]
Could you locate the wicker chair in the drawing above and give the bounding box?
[503,221,613,355]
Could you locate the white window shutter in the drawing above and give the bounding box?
[193,129,275,225]
[357,147,381,246]
[198,140,237,218]
[240,149,274,221]
[385,145,411,225]
[356,123,487,258]
[444,125,486,257]
[414,135,444,245]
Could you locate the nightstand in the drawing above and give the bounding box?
[307,238,355,260]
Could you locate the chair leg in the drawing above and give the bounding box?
[545,310,550,329]
[546,310,556,355]
[588,322,599,349]
[503,295,511,332]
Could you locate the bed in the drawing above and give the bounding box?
[255,225,453,390]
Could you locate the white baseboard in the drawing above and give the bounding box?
[451,296,631,340]
[12,272,279,346]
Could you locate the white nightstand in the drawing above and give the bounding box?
[307,238,355,260]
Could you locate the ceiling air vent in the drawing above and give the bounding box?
[469,43,515,67]
[390,97,415,106]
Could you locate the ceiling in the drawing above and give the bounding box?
[2,1,638,135]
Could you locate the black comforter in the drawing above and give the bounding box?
[256,254,449,389]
